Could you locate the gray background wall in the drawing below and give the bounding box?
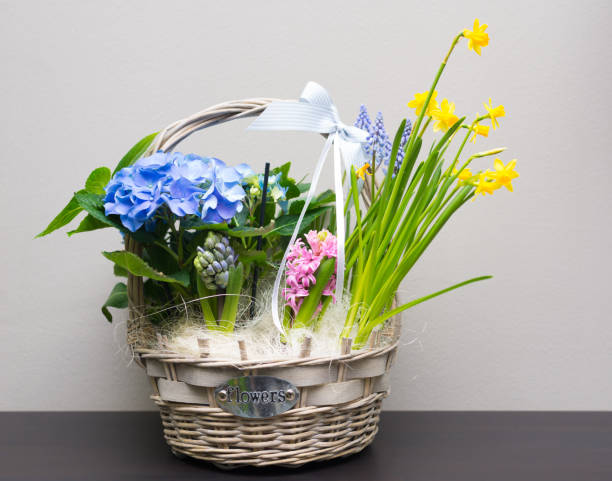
[1,0,610,411]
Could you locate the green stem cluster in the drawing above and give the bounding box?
[341,31,494,348]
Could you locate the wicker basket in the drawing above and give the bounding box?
[126,99,400,467]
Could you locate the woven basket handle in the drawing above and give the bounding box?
[126,98,289,349]
[146,98,283,154]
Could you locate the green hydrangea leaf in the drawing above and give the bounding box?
[113,264,129,277]
[313,189,335,206]
[284,182,301,200]
[101,282,128,323]
[236,250,267,265]
[85,167,111,195]
[274,207,332,236]
[227,223,276,238]
[271,162,291,179]
[67,214,110,236]
[36,194,84,238]
[75,191,122,229]
[289,200,305,216]
[102,250,190,287]
[112,132,158,175]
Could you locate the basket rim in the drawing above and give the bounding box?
[133,337,398,370]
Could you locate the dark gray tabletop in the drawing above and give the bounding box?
[1,411,610,481]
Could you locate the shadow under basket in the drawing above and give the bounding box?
[124,98,400,468]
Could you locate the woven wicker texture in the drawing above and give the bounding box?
[126,99,400,467]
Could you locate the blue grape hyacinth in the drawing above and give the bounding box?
[392,118,413,174]
[366,112,392,167]
[354,104,373,134]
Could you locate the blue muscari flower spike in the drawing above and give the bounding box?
[394,119,413,173]
[366,112,392,167]
[354,104,373,134]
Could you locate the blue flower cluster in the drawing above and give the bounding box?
[366,112,392,167]
[354,105,372,132]
[395,119,412,172]
[353,105,412,175]
[243,172,289,211]
[104,152,251,232]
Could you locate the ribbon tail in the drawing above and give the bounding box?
[333,139,345,302]
[270,135,335,334]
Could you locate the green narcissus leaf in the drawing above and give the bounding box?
[112,132,158,175]
[85,167,111,195]
[101,282,128,322]
[36,194,83,238]
[102,250,190,287]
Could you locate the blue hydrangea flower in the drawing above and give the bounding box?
[104,152,175,232]
[235,163,255,179]
[202,157,248,223]
[104,152,249,232]
[261,173,289,211]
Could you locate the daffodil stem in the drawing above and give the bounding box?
[446,125,474,177]
[417,117,432,138]
[408,32,464,153]
[443,32,464,64]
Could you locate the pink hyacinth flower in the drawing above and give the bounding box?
[283,230,339,316]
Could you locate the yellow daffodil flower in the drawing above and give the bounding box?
[474,171,499,198]
[407,90,439,117]
[483,97,505,129]
[463,19,490,55]
[488,158,518,191]
[470,123,490,143]
[452,167,473,181]
[431,99,460,132]
[356,163,371,181]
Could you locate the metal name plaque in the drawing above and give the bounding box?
[214,375,300,418]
